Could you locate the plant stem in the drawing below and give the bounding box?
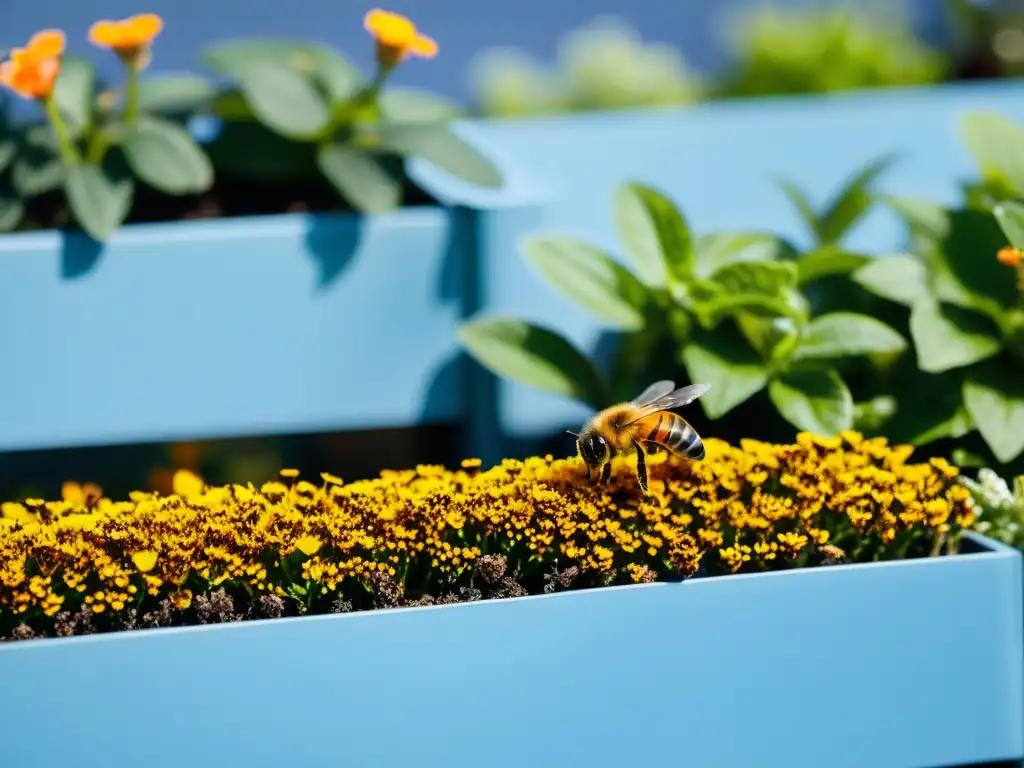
[86,129,111,166]
[123,65,141,125]
[42,95,81,165]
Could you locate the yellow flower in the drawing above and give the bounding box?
[170,589,192,609]
[172,469,204,497]
[320,472,343,486]
[364,9,438,68]
[295,535,322,556]
[132,550,158,573]
[279,468,300,479]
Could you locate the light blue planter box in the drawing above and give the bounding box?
[0,532,1019,768]
[455,81,1024,460]
[0,136,542,454]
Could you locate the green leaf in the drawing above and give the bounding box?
[379,88,462,125]
[690,261,804,326]
[994,201,1024,250]
[136,73,217,114]
[63,165,134,242]
[933,208,1021,313]
[457,317,606,407]
[205,121,313,182]
[0,137,17,175]
[851,253,930,307]
[963,362,1024,464]
[775,177,820,241]
[0,197,24,231]
[12,153,63,197]
[316,144,401,213]
[878,194,949,241]
[229,61,329,140]
[693,232,797,279]
[52,56,96,137]
[121,116,213,195]
[680,326,769,418]
[909,300,1002,373]
[306,47,362,102]
[522,236,648,330]
[796,246,872,285]
[768,367,854,435]
[793,312,907,361]
[613,182,693,286]
[377,123,502,188]
[817,153,895,245]
[885,362,974,446]
[959,112,1024,196]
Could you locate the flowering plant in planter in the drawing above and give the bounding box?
[0,8,501,242]
[0,431,975,641]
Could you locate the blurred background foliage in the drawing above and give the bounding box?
[470,0,1024,117]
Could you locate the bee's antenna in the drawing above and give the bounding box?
[565,430,580,438]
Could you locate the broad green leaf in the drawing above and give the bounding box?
[994,201,1024,249]
[693,232,797,279]
[52,56,96,137]
[853,395,897,432]
[136,73,218,114]
[768,367,854,436]
[457,316,606,407]
[613,182,693,285]
[959,112,1024,196]
[121,116,213,194]
[878,194,948,241]
[680,326,769,419]
[230,61,329,140]
[316,143,401,213]
[0,137,16,175]
[0,197,24,231]
[909,300,1002,373]
[796,246,872,285]
[775,177,820,241]
[734,312,799,359]
[963,362,1024,464]
[379,88,462,125]
[793,312,907,361]
[933,208,1021,312]
[64,165,134,242]
[307,47,362,102]
[851,253,929,307]
[522,236,648,330]
[817,153,895,245]
[377,123,502,188]
[885,362,974,446]
[12,153,63,197]
[690,261,804,326]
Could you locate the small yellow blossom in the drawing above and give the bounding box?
[132,550,158,573]
[279,468,300,479]
[172,469,204,498]
[294,535,322,556]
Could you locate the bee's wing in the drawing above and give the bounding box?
[623,383,712,426]
[631,380,676,407]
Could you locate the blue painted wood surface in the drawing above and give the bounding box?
[0,532,1019,768]
[445,80,1024,449]
[0,209,466,451]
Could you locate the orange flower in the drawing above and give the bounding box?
[89,13,163,64]
[0,30,65,100]
[998,246,1024,268]
[364,9,437,68]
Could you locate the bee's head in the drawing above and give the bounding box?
[572,431,609,469]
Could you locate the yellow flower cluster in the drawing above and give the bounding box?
[0,432,975,639]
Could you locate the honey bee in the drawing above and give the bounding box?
[568,380,711,493]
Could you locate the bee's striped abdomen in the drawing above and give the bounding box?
[642,411,704,460]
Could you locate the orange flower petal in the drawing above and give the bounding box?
[88,20,124,48]
[408,33,438,58]
[27,30,65,59]
[124,13,163,45]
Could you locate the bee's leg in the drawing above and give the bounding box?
[633,440,649,493]
[600,462,612,485]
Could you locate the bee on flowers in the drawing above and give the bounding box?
[568,380,711,493]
